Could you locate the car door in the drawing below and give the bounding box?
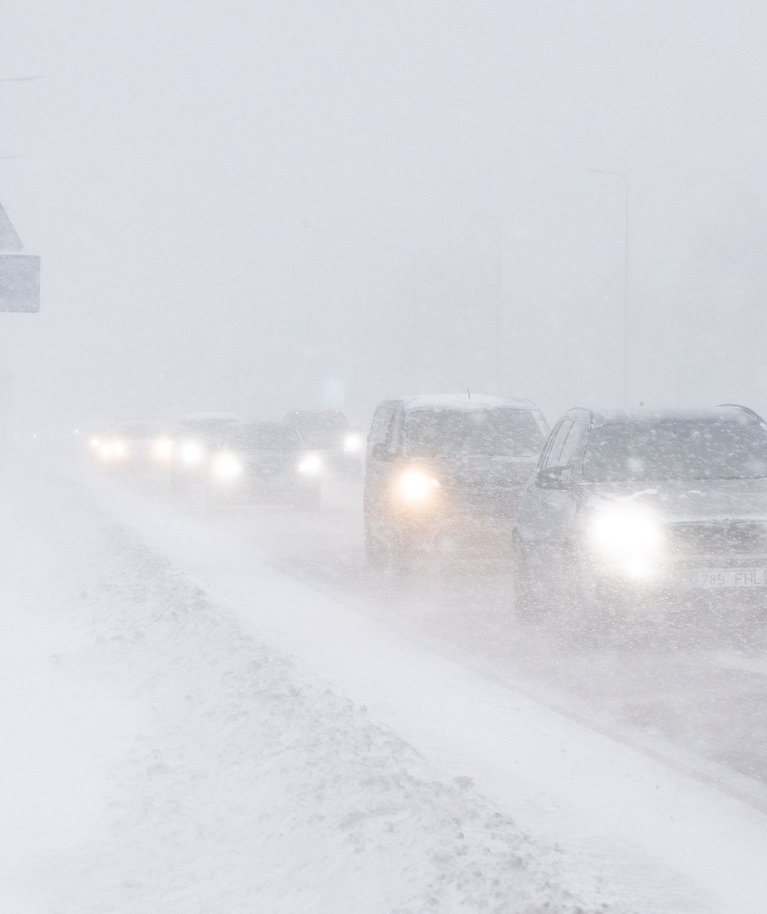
[364,401,400,538]
[518,417,579,577]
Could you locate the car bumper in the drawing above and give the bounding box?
[580,552,767,602]
[382,505,514,555]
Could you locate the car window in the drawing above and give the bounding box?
[541,419,573,469]
[369,403,396,446]
[236,425,302,450]
[583,417,767,482]
[389,404,405,451]
[558,420,583,469]
[288,412,350,448]
[403,408,546,458]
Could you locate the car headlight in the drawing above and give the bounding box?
[152,436,174,463]
[396,468,440,505]
[298,452,324,476]
[112,439,129,460]
[179,439,205,467]
[588,503,665,559]
[211,450,243,483]
[97,438,129,462]
[343,432,364,453]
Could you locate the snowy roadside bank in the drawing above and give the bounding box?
[1,464,617,913]
[67,459,767,914]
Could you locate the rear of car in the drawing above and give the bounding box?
[364,395,548,566]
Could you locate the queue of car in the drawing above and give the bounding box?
[361,395,767,626]
[88,410,344,508]
[88,394,767,625]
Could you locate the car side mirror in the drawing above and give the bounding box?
[535,465,573,489]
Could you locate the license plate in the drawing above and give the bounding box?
[691,568,767,588]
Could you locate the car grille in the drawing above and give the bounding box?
[448,484,524,518]
[666,521,767,555]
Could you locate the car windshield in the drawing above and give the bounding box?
[405,408,545,458]
[583,417,767,482]
[289,412,350,448]
[180,419,238,440]
[237,425,301,450]
[116,424,157,439]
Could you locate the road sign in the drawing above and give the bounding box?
[0,202,22,252]
[0,253,40,312]
[0,201,39,312]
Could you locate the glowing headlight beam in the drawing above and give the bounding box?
[211,450,243,484]
[152,436,174,463]
[112,439,129,460]
[298,453,324,476]
[397,469,440,504]
[96,438,129,462]
[343,432,364,453]
[588,503,664,558]
[179,439,205,467]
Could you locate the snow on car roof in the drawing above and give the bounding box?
[181,412,240,422]
[589,404,764,426]
[402,394,539,412]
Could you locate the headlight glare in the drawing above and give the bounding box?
[343,432,363,453]
[588,503,664,558]
[152,436,174,462]
[180,439,205,467]
[397,468,440,504]
[298,453,324,476]
[97,438,129,462]
[211,450,243,483]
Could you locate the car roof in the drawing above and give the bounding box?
[182,412,240,423]
[576,404,765,427]
[242,420,296,431]
[401,394,540,413]
[287,409,347,418]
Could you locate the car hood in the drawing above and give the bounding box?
[583,477,767,523]
[426,454,538,490]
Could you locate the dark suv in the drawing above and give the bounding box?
[364,395,548,566]
[512,405,767,619]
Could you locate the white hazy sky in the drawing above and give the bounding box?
[2,0,767,430]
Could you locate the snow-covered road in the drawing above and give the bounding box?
[4,454,767,912]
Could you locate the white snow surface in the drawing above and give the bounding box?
[4,458,767,912]
[0,465,601,913]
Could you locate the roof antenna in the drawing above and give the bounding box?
[467,388,471,400]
